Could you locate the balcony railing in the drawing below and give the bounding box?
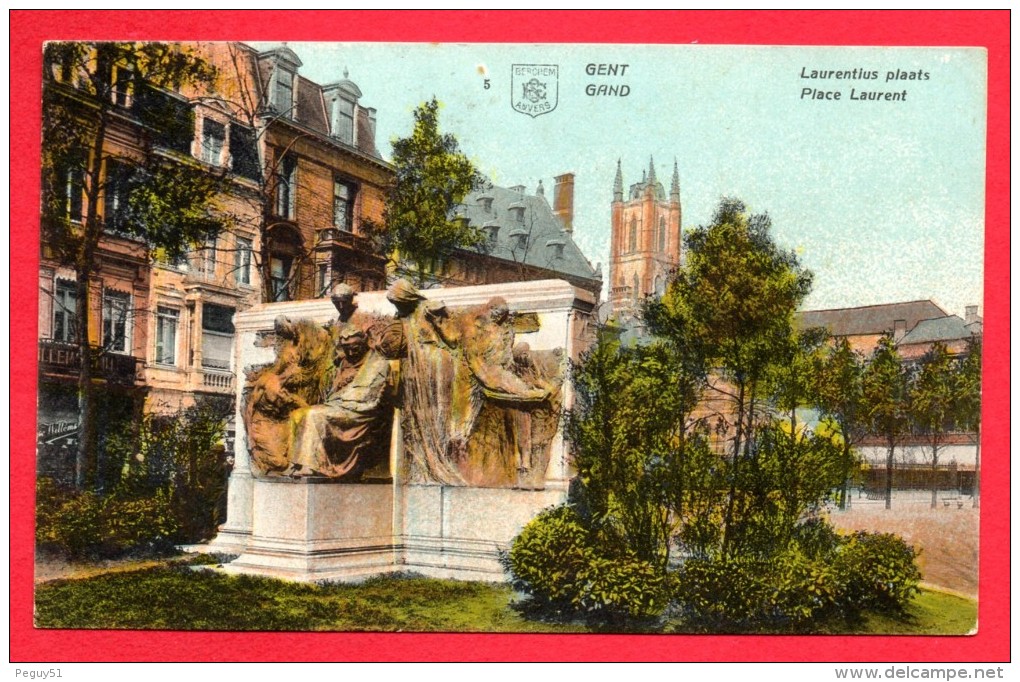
[199,368,235,392]
[38,339,141,386]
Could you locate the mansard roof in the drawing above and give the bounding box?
[899,314,977,346]
[797,300,948,337]
[454,181,600,284]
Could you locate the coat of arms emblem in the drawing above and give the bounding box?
[511,64,558,117]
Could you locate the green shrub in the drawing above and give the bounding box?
[832,531,921,613]
[507,505,668,621]
[672,551,840,630]
[36,478,178,559]
[791,517,843,560]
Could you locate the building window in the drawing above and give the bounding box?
[332,96,355,144]
[111,65,133,107]
[658,216,667,252]
[235,236,253,285]
[229,123,260,181]
[270,255,292,302]
[102,289,131,354]
[201,118,226,166]
[317,263,329,296]
[103,159,131,231]
[628,216,638,253]
[275,155,297,219]
[333,177,355,232]
[53,280,77,343]
[155,306,179,366]
[198,237,217,277]
[274,68,294,117]
[60,164,85,222]
[201,304,235,370]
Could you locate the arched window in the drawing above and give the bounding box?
[655,274,665,296]
[658,216,667,252]
[628,216,638,253]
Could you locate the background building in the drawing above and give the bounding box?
[608,157,682,319]
[426,174,602,299]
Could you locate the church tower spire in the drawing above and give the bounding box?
[609,157,683,322]
[613,159,623,202]
[670,159,680,201]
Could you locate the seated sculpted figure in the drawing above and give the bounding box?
[285,325,393,480]
[244,315,331,474]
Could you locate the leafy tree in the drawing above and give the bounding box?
[955,338,982,507]
[812,337,869,509]
[655,198,813,554]
[381,98,484,286]
[567,329,676,569]
[42,42,229,489]
[909,342,959,508]
[862,335,910,509]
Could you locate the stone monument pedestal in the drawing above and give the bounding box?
[398,484,567,580]
[222,478,399,582]
[210,280,595,583]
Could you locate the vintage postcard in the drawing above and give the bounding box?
[12,11,1008,665]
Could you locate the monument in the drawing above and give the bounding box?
[208,279,596,581]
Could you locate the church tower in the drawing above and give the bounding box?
[609,157,682,318]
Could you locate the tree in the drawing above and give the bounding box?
[955,338,982,507]
[862,335,910,510]
[910,342,959,508]
[381,98,484,286]
[42,42,229,489]
[654,198,813,554]
[811,337,868,509]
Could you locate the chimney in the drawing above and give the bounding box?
[365,107,378,148]
[965,305,979,324]
[553,172,575,232]
[893,319,907,342]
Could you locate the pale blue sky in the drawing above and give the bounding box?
[258,42,987,318]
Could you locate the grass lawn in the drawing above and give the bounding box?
[34,557,976,634]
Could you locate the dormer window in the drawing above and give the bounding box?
[325,72,362,146]
[332,96,355,144]
[508,201,525,223]
[509,227,528,251]
[261,47,303,119]
[477,194,494,213]
[274,68,294,116]
[482,221,500,246]
[546,239,566,259]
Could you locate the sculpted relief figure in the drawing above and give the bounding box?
[243,316,332,474]
[241,279,564,488]
[242,287,392,481]
[285,326,393,479]
[391,282,565,488]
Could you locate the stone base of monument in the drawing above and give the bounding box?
[220,477,400,582]
[217,478,567,582]
[398,484,567,580]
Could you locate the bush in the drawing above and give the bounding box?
[832,531,921,613]
[672,524,922,629]
[672,551,839,630]
[109,398,232,543]
[506,505,668,621]
[36,478,178,559]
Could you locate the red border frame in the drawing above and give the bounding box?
[10,10,1009,663]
